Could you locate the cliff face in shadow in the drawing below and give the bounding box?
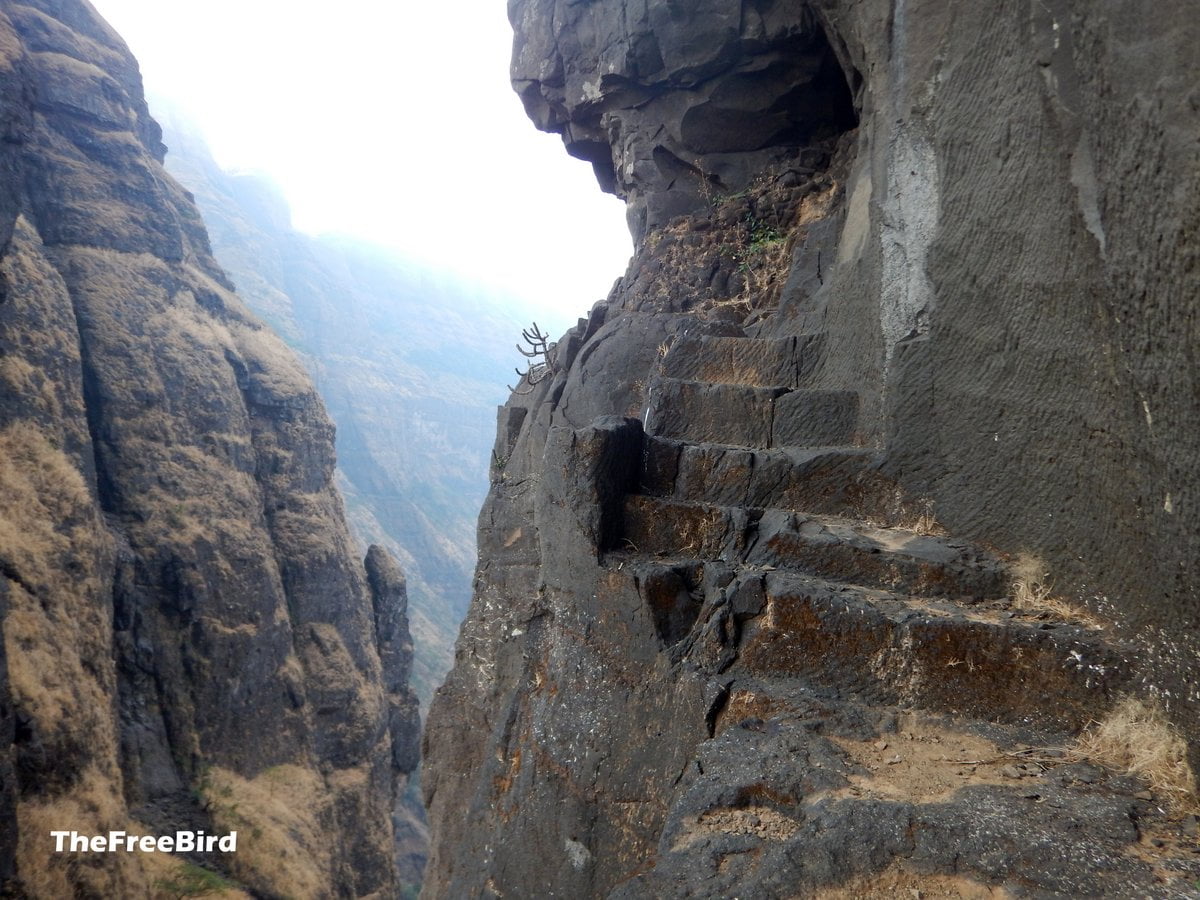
[156,118,529,705]
[423,0,1200,896]
[0,2,417,896]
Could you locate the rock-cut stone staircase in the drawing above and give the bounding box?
[605,328,1128,733]
[532,326,1197,898]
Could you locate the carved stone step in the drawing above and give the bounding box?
[730,572,1129,730]
[617,495,1008,601]
[745,509,1008,601]
[641,436,879,515]
[605,558,1127,730]
[644,378,860,449]
[660,333,824,388]
[645,378,783,447]
[616,494,756,561]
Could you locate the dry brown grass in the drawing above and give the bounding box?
[1071,697,1198,815]
[1010,577,1105,629]
[1007,553,1104,628]
[0,355,39,395]
[0,422,92,583]
[855,490,948,537]
[203,764,333,899]
[897,497,945,536]
[813,865,1009,899]
[1,423,114,736]
[229,319,314,401]
[129,817,252,899]
[1,421,134,898]
[18,769,145,899]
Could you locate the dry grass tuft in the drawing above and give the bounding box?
[855,491,947,537]
[1071,697,1198,815]
[1008,553,1104,628]
[899,497,945,536]
[1010,577,1105,629]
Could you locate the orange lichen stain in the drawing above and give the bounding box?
[493,748,523,798]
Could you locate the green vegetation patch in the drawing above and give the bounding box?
[155,862,234,898]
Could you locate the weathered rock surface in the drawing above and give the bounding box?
[424,0,1200,896]
[0,2,418,896]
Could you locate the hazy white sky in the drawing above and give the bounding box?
[89,0,632,323]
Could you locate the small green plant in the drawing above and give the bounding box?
[710,187,750,209]
[746,217,783,251]
[155,862,233,898]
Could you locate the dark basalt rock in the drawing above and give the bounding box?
[510,0,857,241]
[366,545,422,776]
[0,3,418,896]
[425,0,1200,896]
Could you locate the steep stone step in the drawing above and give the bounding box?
[645,379,783,447]
[617,495,1008,601]
[617,494,758,561]
[745,509,1008,601]
[729,572,1129,730]
[641,437,879,515]
[644,378,860,448]
[660,333,824,389]
[610,558,1128,731]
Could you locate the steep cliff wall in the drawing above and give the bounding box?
[157,118,529,704]
[0,1,418,896]
[155,120,537,888]
[424,0,1199,896]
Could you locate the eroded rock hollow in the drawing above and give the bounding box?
[424,0,1200,895]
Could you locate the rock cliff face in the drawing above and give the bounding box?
[0,1,418,896]
[156,118,529,704]
[156,121,545,890]
[424,0,1199,896]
